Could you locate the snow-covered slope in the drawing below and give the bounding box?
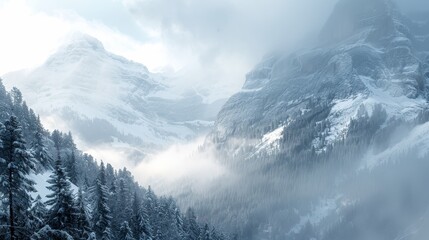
[178,0,429,239]
[2,33,225,165]
[209,0,429,156]
[29,171,78,202]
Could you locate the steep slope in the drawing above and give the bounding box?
[177,0,429,239]
[0,80,231,240]
[211,0,429,155]
[2,33,224,164]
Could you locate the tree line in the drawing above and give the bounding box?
[0,80,233,240]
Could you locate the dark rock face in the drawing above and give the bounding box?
[196,0,429,239]
[210,0,428,149]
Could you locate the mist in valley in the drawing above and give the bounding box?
[1,0,429,239]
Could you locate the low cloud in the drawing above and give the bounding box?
[134,137,227,192]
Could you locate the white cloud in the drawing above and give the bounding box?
[0,0,341,99]
[0,0,170,75]
[122,0,338,98]
[134,137,226,189]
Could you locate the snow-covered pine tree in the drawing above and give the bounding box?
[27,109,39,142]
[0,115,36,240]
[112,177,132,235]
[158,197,182,239]
[92,161,113,240]
[184,208,201,240]
[144,186,157,222]
[63,132,78,184]
[198,224,211,240]
[29,195,48,233]
[67,149,78,184]
[45,157,78,237]
[105,163,115,186]
[0,79,12,120]
[119,221,135,240]
[130,191,143,240]
[76,188,91,239]
[51,129,62,161]
[210,227,220,240]
[31,225,74,240]
[10,87,23,119]
[141,191,153,240]
[31,115,52,171]
[174,206,185,239]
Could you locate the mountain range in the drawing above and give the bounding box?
[2,33,225,165]
[2,0,429,239]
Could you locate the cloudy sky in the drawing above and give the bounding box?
[1,0,427,99]
[0,0,342,100]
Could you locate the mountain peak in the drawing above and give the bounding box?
[62,32,105,52]
[320,0,396,43]
[44,33,108,66]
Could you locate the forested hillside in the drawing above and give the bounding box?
[0,79,231,240]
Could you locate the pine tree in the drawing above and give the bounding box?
[141,191,153,240]
[29,195,48,232]
[51,129,62,161]
[0,79,12,120]
[174,207,185,239]
[130,191,143,239]
[31,225,74,240]
[0,116,36,240]
[93,161,113,239]
[119,221,135,240]
[108,175,118,234]
[105,163,115,186]
[63,132,78,184]
[184,208,200,240]
[143,187,159,239]
[31,116,52,171]
[113,177,131,235]
[144,186,157,221]
[67,149,78,184]
[45,157,78,236]
[198,224,211,240]
[10,88,23,119]
[76,188,91,239]
[159,197,182,239]
[210,227,220,240]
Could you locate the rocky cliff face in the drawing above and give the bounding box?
[191,0,429,239]
[210,0,429,157]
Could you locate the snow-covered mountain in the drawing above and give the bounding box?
[2,33,225,164]
[210,0,429,153]
[170,0,429,239]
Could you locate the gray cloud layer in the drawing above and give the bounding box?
[126,0,338,60]
[122,0,429,100]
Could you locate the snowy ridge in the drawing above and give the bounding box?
[2,34,222,164]
[360,121,429,170]
[256,125,285,154]
[325,75,427,146]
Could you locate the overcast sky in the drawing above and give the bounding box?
[0,0,339,100]
[0,0,427,99]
